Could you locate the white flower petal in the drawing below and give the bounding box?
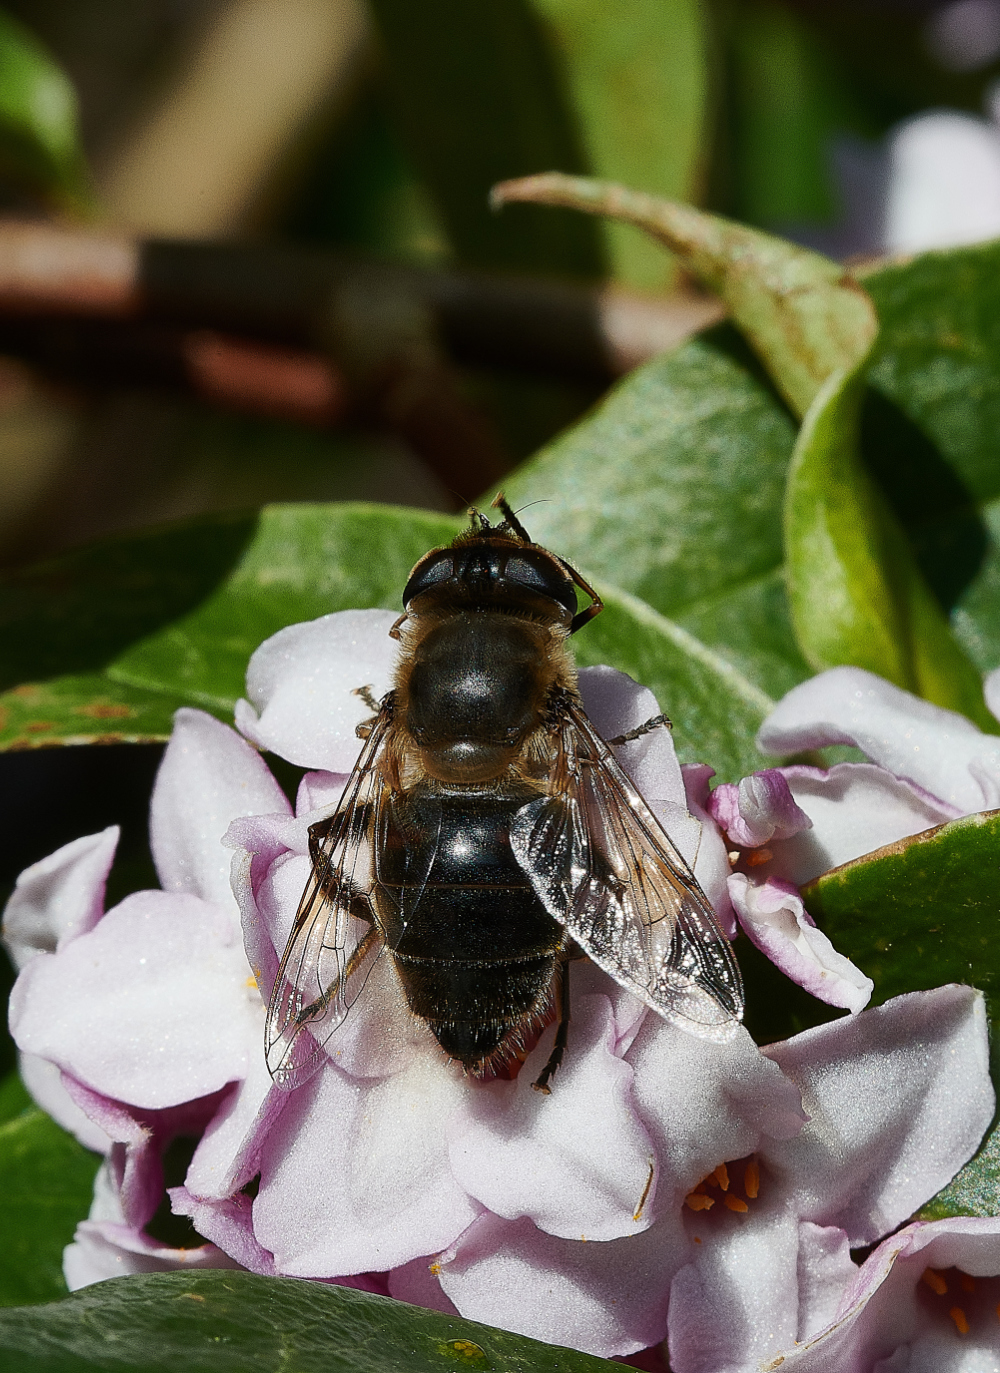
[151,708,289,914]
[763,986,994,1245]
[2,828,119,970]
[772,763,960,886]
[10,891,259,1110]
[447,993,657,1242]
[729,874,873,1013]
[236,609,400,771]
[757,667,1000,812]
[252,1057,480,1275]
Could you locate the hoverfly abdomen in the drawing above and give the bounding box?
[377,788,565,1070]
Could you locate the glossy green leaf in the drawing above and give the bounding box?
[0,10,89,209]
[492,172,877,418]
[802,809,1000,1218]
[0,1072,100,1308]
[497,324,809,699]
[802,808,1000,1019]
[784,365,993,726]
[862,241,1000,675]
[368,0,708,290]
[0,1270,617,1373]
[0,503,773,778]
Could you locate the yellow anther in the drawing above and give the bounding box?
[685,1193,714,1211]
[744,1160,760,1199]
[713,1162,730,1192]
[949,1307,970,1335]
[724,1194,749,1213]
[922,1268,947,1296]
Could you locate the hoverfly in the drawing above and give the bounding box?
[266,498,743,1094]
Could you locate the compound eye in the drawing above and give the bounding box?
[403,553,453,606]
[504,553,577,617]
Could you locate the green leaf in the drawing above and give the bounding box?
[492,172,877,418]
[0,10,89,209]
[0,1072,100,1308]
[862,241,1000,676]
[496,325,809,700]
[1,502,772,777]
[784,365,993,727]
[802,809,1000,1218]
[802,808,1000,1022]
[368,0,709,290]
[0,1269,617,1373]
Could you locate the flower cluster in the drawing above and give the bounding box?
[4,611,999,1369]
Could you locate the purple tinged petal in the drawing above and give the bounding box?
[681,765,736,937]
[389,1256,461,1315]
[151,708,289,914]
[768,1216,1000,1370]
[708,772,812,848]
[447,993,657,1242]
[768,763,960,886]
[169,1187,275,1275]
[295,770,348,816]
[252,1058,480,1276]
[762,986,994,1245]
[756,666,1000,811]
[436,1210,687,1359]
[2,827,119,970]
[627,1017,805,1213]
[65,1222,241,1290]
[17,1053,112,1152]
[10,891,260,1109]
[62,1076,231,1230]
[235,609,400,771]
[184,1052,290,1202]
[729,874,874,1012]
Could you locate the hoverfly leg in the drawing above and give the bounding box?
[608,713,672,746]
[532,959,572,1095]
[353,683,380,713]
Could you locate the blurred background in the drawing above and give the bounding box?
[1,0,1000,570]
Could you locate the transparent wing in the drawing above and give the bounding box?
[265,707,393,1090]
[511,700,743,1041]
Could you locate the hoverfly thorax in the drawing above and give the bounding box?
[395,506,584,786]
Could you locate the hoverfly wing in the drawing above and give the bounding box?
[511,700,743,1041]
[264,705,393,1091]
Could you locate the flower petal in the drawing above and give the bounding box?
[709,771,812,849]
[447,993,657,1241]
[762,986,994,1245]
[18,1053,111,1153]
[252,1057,480,1276]
[756,667,1000,811]
[436,1210,687,1359]
[169,1187,276,1276]
[10,891,259,1109]
[577,666,686,809]
[667,1202,802,1373]
[768,763,960,886]
[151,708,289,914]
[729,874,873,1012]
[235,609,400,771]
[769,1216,1000,1370]
[681,765,736,937]
[2,827,119,970]
[628,1016,806,1212]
